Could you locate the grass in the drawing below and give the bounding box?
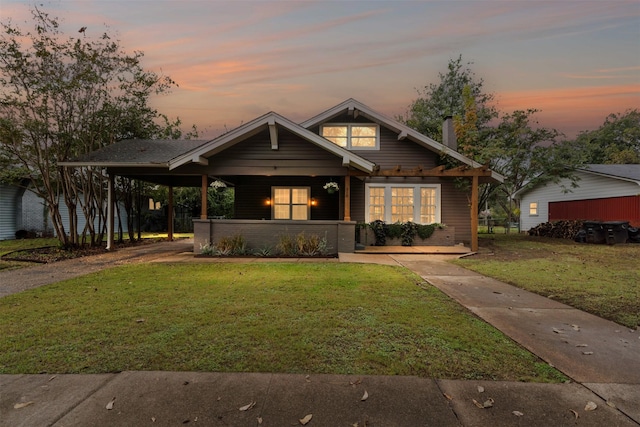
[0,263,565,382]
[455,234,640,329]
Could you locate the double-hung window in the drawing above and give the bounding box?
[366,184,440,224]
[272,187,310,220]
[320,124,379,150]
[529,202,538,216]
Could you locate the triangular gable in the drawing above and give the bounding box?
[170,111,374,173]
[301,98,504,183]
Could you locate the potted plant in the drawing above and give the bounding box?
[323,181,339,194]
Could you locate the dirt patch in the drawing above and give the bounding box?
[1,239,159,264]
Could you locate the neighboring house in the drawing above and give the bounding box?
[0,181,128,241]
[515,164,640,231]
[62,99,504,252]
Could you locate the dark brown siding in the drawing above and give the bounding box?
[208,127,349,176]
[233,176,340,220]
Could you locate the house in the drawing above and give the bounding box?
[515,164,640,231]
[61,99,504,252]
[0,180,128,241]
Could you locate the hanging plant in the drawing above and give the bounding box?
[323,181,339,194]
[401,221,418,246]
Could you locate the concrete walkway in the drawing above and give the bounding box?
[1,242,639,426]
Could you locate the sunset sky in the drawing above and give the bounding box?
[3,0,639,140]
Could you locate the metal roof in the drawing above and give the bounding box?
[581,164,640,182]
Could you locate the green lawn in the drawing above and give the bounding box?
[455,234,640,328]
[0,263,564,382]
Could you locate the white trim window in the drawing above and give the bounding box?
[272,187,310,220]
[320,124,379,150]
[529,201,538,216]
[365,184,441,224]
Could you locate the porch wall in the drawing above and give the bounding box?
[358,226,456,247]
[193,219,356,254]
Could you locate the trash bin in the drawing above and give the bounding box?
[583,221,605,244]
[603,221,629,245]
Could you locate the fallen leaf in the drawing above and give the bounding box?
[13,401,34,409]
[477,386,485,393]
[352,423,359,427]
[576,344,588,347]
[443,393,453,401]
[552,327,563,334]
[305,375,311,383]
[606,400,616,408]
[151,417,156,422]
[350,379,362,386]
[106,397,116,410]
[472,398,494,409]
[299,414,313,425]
[239,401,256,411]
[570,409,579,420]
[136,318,145,323]
[361,390,369,401]
[585,401,597,411]
[571,324,580,331]
[582,351,594,355]
[48,375,57,382]
[257,417,263,424]
[512,411,524,417]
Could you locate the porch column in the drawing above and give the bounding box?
[200,174,208,219]
[168,185,174,241]
[343,175,351,221]
[106,173,115,250]
[471,175,479,252]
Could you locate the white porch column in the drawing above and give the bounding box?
[168,185,174,241]
[106,173,115,250]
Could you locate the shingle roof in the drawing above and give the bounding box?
[581,164,640,182]
[72,139,209,165]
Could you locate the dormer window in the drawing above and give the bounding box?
[321,124,379,150]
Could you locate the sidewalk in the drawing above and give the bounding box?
[1,243,639,426]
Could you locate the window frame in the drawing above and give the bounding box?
[272,186,310,220]
[320,123,380,150]
[529,201,538,216]
[365,183,441,224]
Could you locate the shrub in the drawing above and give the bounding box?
[277,232,328,256]
[370,220,386,246]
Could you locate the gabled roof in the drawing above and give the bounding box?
[300,98,504,183]
[580,164,640,183]
[169,111,375,173]
[513,164,640,199]
[60,139,210,168]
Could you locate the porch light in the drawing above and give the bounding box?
[266,197,271,206]
[311,198,317,206]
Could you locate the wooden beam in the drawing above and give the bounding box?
[397,131,407,141]
[268,118,278,150]
[371,165,493,177]
[344,175,351,221]
[471,175,479,252]
[201,174,208,219]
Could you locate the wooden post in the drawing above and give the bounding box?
[344,175,351,221]
[471,175,479,252]
[201,175,208,219]
[106,173,115,251]
[168,185,174,241]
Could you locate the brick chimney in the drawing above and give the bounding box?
[442,116,457,151]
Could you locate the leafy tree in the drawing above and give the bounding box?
[400,55,498,142]
[573,110,640,164]
[0,6,190,246]
[488,109,579,228]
